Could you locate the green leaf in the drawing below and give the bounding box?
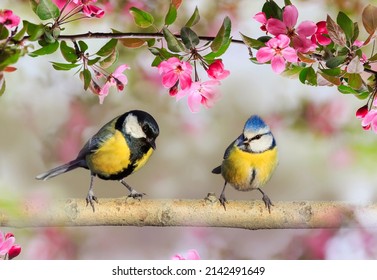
[51,62,80,71]
[262,0,282,20]
[29,41,59,57]
[13,21,28,41]
[149,47,177,60]
[99,51,118,68]
[165,3,177,26]
[348,73,362,89]
[162,27,186,52]
[299,67,317,86]
[26,21,45,41]
[185,6,200,27]
[337,11,354,41]
[96,39,118,57]
[319,72,341,86]
[180,27,199,49]
[0,77,5,97]
[81,69,92,90]
[338,84,358,94]
[362,4,377,35]
[0,24,9,40]
[211,16,231,53]
[151,55,163,67]
[320,67,341,76]
[78,40,88,53]
[326,15,347,46]
[203,38,231,61]
[88,57,101,66]
[284,0,292,5]
[120,38,147,48]
[129,7,154,28]
[325,55,347,68]
[31,0,60,20]
[240,33,265,50]
[60,41,78,63]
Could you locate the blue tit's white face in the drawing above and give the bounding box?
[240,125,275,153]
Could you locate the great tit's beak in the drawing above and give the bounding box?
[148,138,156,150]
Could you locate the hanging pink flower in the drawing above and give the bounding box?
[361,109,377,132]
[253,11,267,32]
[158,57,193,90]
[207,60,230,80]
[266,5,317,53]
[311,21,331,46]
[176,80,221,113]
[171,249,201,260]
[256,34,298,74]
[0,9,20,29]
[82,4,105,18]
[109,64,130,91]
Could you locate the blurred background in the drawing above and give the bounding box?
[1,0,377,259]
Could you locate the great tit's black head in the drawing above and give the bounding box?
[120,110,159,149]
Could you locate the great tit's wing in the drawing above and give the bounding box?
[76,118,118,160]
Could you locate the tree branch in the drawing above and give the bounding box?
[1,194,376,229]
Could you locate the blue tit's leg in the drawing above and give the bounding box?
[257,188,273,214]
[219,181,228,210]
[120,179,145,199]
[86,173,98,212]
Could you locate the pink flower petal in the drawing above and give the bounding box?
[271,55,286,74]
[296,20,317,37]
[283,5,298,29]
[253,12,267,24]
[282,47,298,62]
[316,34,332,46]
[276,34,291,48]
[162,71,179,88]
[266,18,287,36]
[316,21,327,33]
[256,47,275,63]
[0,236,15,255]
[187,91,202,113]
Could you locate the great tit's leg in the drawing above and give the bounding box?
[219,181,228,210]
[86,174,98,212]
[257,188,273,214]
[120,179,145,199]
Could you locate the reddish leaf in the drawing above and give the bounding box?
[362,4,377,35]
[326,15,346,46]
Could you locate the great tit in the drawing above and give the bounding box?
[212,115,278,212]
[36,110,159,212]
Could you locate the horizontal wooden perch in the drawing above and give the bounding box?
[1,194,377,229]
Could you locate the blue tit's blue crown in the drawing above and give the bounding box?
[244,115,268,132]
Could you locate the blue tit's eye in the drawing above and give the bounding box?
[252,134,262,140]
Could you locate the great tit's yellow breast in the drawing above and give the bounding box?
[221,145,278,191]
[133,147,154,173]
[87,130,131,177]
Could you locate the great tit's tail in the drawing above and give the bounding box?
[212,165,222,174]
[36,159,86,181]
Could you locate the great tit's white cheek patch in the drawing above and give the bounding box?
[125,114,146,139]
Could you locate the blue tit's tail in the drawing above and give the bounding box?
[212,165,222,174]
[36,159,86,181]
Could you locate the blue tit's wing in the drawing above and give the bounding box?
[76,118,118,160]
[223,134,243,159]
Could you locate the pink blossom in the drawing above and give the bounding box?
[311,21,331,46]
[109,64,130,91]
[171,249,201,260]
[253,11,267,32]
[82,4,105,18]
[361,109,377,132]
[177,80,221,113]
[256,34,298,74]
[266,5,317,53]
[0,9,20,29]
[158,57,192,90]
[356,104,369,120]
[207,60,230,80]
[0,231,15,257]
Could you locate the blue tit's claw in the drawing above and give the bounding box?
[219,194,228,211]
[86,193,98,212]
[262,193,273,214]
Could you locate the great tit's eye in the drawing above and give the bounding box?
[142,124,150,135]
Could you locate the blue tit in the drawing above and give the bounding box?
[36,110,159,212]
[212,115,278,212]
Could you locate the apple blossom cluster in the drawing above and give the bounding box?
[356,97,377,133]
[53,0,105,22]
[0,230,21,260]
[254,5,326,74]
[158,58,229,113]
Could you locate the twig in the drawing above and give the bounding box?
[1,194,376,229]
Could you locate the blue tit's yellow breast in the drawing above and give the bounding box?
[221,146,278,191]
[87,130,131,176]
